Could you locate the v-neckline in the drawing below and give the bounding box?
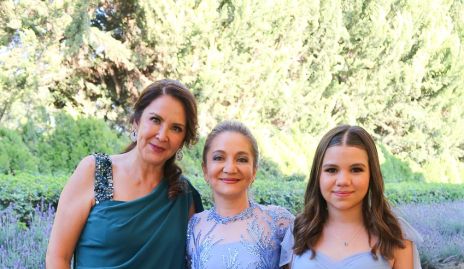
[316,250,373,264]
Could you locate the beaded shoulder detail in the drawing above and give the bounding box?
[207,200,257,224]
[93,153,113,204]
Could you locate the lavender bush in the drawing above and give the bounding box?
[0,204,54,269]
[1,201,463,268]
[396,201,464,269]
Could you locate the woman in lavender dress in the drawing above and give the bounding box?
[187,121,294,269]
[280,125,422,269]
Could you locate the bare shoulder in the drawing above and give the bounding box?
[68,155,96,185]
[60,155,96,204]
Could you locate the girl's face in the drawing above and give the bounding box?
[202,131,256,201]
[134,95,186,166]
[319,145,370,213]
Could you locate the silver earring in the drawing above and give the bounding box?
[175,148,183,160]
[130,130,137,142]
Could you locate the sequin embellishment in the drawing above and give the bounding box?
[207,201,257,224]
[93,153,113,204]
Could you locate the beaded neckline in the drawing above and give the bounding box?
[207,200,257,224]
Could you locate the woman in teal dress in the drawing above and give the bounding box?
[46,79,203,269]
[280,125,422,269]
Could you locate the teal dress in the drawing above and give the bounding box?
[74,153,203,269]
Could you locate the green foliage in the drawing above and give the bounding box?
[0,127,37,174]
[422,156,464,183]
[0,114,128,175]
[378,144,424,183]
[1,0,463,182]
[35,114,127,173]
[385,182,464,205]
[0,173,67,221]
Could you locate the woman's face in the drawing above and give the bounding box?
[202,131,256,201]
[319,145,370,213]
[134,95,186,166]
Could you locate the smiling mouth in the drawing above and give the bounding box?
[149,143,166,153]
[220,178,240,184]
[333,191,354,197]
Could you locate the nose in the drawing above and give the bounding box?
[156,124,168,142]
[336,170,351,186]
[223,159,238,174]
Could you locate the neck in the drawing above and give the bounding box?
[213,194,250,217]
[327,204,364,225]
[126,149,164,186]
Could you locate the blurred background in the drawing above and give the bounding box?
[0,0,463,268]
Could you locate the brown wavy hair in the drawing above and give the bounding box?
[293,125,404,260]
[123,79,198,199]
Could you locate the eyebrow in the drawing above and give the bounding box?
[350,163,367,168]
[322,163,367,168]
[148,112,185,127]
[211,150,251,156]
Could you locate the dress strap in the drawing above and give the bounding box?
[93,153,114,204]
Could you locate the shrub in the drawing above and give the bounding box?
[378,144,425,183]
[0,128,38,175]
[396,201,464,268]
[0,173,67,222]
[36,114,128,174]
[0,204,54,268]
[385,182,464,205]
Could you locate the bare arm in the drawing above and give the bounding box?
[393,240,413,269]
[189,203,195,218]
[46,156,96,269]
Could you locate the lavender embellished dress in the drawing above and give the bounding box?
[186,201,294,269]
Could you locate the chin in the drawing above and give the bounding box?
[214,190,247,200]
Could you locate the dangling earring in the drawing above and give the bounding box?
[175,148,184,161]
[130,130,137,142]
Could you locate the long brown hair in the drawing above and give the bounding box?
[124,79,198,199]
[293,125,404,259]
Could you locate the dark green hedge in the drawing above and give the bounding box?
[0,114,127,176]
[3,173,462,221]
[0,173,67,221]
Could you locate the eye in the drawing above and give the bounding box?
[352,167,364,173]
[212,155,224,161]
[324,167,337,174]
[237,157,249,163]
[172,125,183,133]
[150,117,161,124]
